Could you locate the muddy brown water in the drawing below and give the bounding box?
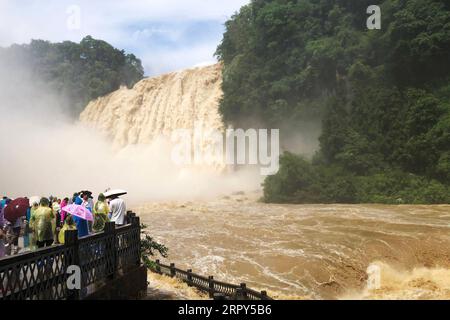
[136,193,450,300]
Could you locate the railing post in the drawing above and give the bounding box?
[170,263,176,277]
[240,283,248,299]
[131,215,141,266]
[235,288,243,300]
[104,221,117,278]
[187,269,193,287]
[155,259,161,274]
[261,290,268,300]
[131,216,139,226]
[126,211,135,224]
[65,229,80,300]
[208,276,215,298]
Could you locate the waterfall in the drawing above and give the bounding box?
[80,63,224,149]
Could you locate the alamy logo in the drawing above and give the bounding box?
[66,5,81,31]
[367,5,381,30]
[66,265,81,290]
[171,123,280,175]
[366,264,381,290]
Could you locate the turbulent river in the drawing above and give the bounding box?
[76,63,450,300]
[136,192,450,300]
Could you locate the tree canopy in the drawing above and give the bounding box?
[217,0,450,204]
[0,36,144,117]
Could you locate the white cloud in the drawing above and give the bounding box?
[131,27,182,43]
[0,0,249,75]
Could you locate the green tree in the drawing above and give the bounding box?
[0,36,144,117]
[218,0,450,204]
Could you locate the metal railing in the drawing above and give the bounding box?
[152,260,273,300]
[0,213,141,300]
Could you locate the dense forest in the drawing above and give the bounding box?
[216,0,450,204]
[0,36,144,117]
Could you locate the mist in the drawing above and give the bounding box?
[0,59,262,205]
[228,112,321,160]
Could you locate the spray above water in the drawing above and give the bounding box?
[0,62,261,202]
[138,199,450,300]
[343,262,450,300]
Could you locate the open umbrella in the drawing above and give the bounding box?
[4,198,29,223]
[80,190,93,199]
[29,196,41,206]
[61,204,94,222]
[104,189,127,198]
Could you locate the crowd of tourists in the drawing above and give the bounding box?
[0,190,127,256]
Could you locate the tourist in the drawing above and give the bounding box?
[85,191,95,209]
[73,193,82,205]
[26,201,39,245]
[52,198,61,226]
[60,197,69,225]
[29,201,39,220]
[0,228,5,258]
[29,198,55,248]
[81,192,93,212]
[0,200,5,229]
[8,215,23,254]
[0,198,11,229]
[51,199,61,243]
[1,199,21,254]
[93,193,109,233]
[69,192,89,238]
[26,205,31,223]
[0,196,8,209]
[81,192,94,232]
[109,195,126,226]
[58,215,77,244]
[72,214,89,238]
[52,198,61,213]
[23,203,33,250]
[48,196,54,207]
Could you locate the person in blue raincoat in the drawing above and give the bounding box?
[72,215,89,238]
[73,193,83,205]
[68,193,89,238]
[0,196,8,209]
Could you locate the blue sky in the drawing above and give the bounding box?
[0,0,249,75]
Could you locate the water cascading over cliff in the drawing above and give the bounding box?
[76,64,450,301]
[80,63,224,150]
[78,63,260,201]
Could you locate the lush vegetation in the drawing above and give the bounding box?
[140,223,169,270]
[217,0,450,204]
[0,36,144,116]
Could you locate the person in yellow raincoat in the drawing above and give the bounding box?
[29,198,55,248]
[58,215,77,244]
[93,193,110,233]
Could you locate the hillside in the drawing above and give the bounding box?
[217,0,450,204]
[0,36,144,117]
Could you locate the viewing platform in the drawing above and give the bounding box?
[0,212,146,300]
[1,211,272,300]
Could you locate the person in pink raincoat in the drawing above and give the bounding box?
[59,198,69,226]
